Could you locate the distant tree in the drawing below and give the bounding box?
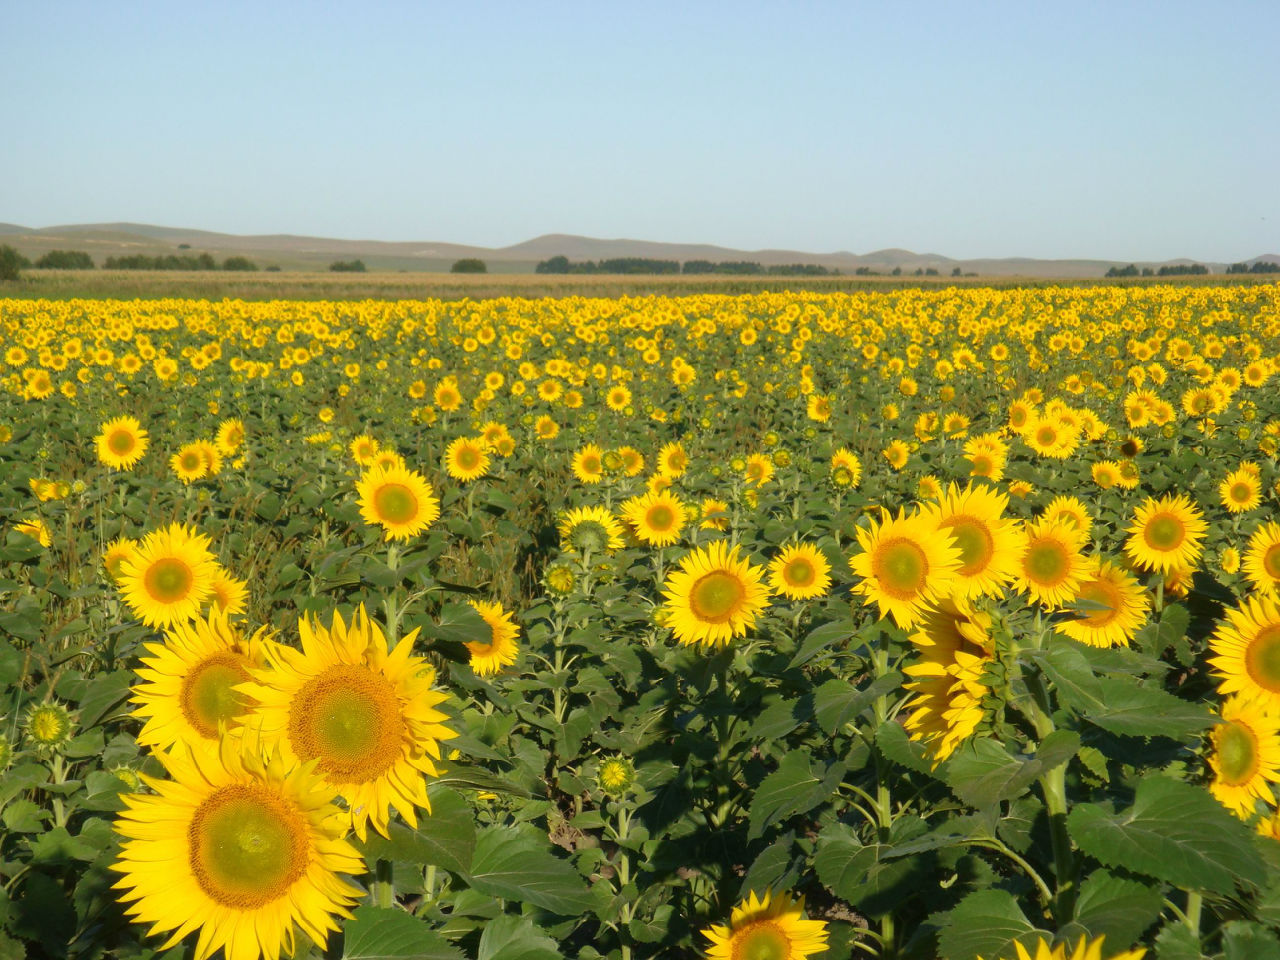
[265,265,282,272]
[892,267,902,276]
[329,259,367,273]
[1251,261,1280,274]
[0,244,24,281]
[1105,264,1139,278]
[178,243,191,250]
[35,250,94,269]
[222,256,258,271]
[913,268,923,276]
[952,267,962,277]
[451,258,487,274]
[925,268,939,276]
[535,255,571,274]
[1141,267,1154,277]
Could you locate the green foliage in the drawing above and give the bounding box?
[0,244,24,281]
[34,250,94,269]
[451,258,488,274]
[330,258,368,272]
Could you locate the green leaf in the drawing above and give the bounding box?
[747,694,812,741]
[75,669,135,727]
[945,731,1079,809]
[813,820,932,915]
[876,721,935,775]
[341,905,463,960]
[358,787,476,874]
[428,604,493,648]
[740,832,798,898]
[1068,870,1164,947]
[789,616,854,668]
[2,799,46,833]
[1153,923,1206,960]
[1223,921,1280,960]
[935,889,1049,960]
[813,672,901,736]
[465,826,594,916]
[477,915,561,960]
[1067,776,1266,895]
[747,750,845,841]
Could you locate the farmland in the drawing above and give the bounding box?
[2,283,1280,959]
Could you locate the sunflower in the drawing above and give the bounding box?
[571,444,605,484]
[534,415,559,440]
[902,601,996,763]
[103,536,140,582]
[983,935,1146,960]
[240,606,456,840]
[1208,695,1280,818]
[1042,495,1093,539]
[657,441,689,479]
[1244,521,1280,594]
[112,738,364,960]
[830,448,862,488]
[558,505,625,553]
[443,436,490,483]
[466,600,520,676]
[702,889,828,960]
[170,443,209,484]
[1056,560,1150,648]
[207,570,250,616]
[1209,594,1280,709]
[96,416,149,470]
[769,543,832,600]
[882,440,910,471]
[927,482,1020,600]
[700,498,730,532]
[806,393,832,422]
[130,610,270,756]
[349,433,380,467]
[119,524,219,629]
[849,507,961,628]
[14,517,51,548]
[744,453,774,486]
[1091,460,1121,489]
[1012,519,1090,609]
[620,491,687,547]
[605,385,631,411]
[1221,467,1263,513]
[356,462,440,541]
[617,445,645,476]
[1124,494,1207,574]
[214,417,245,456]
[661,540,770,647]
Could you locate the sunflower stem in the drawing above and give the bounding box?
[1184,890,1202,936]
[373,858,395,909]
[1022,667,1077,922]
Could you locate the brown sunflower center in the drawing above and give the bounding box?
[688,571,747,623]
[1230,482,1253,504]
[872,538,929,599]
[1246,625,1280,693]
[1215,720,1259,786]
[373,483,418,525]
[144,558,194,603]
[108,429,135,454]
[1024,538,1070,586]
[1144,513,1186,551]
[181,653,252,739]
[581,455,601,474]
[288,664,404,783]
[732,920,791,960]
[189,784,309,908]
[457,446,481,470]
[944,516,994,577]
[646,505,675,532]
[784,558,815,587]
[1035,426,1057,447]
[1263,544,1280,581]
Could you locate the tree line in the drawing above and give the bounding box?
[535,255,837,276]
[1106,261,1278,278]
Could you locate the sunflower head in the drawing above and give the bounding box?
[25,701,75,752]
[356,462,441,541]
[118,523,219,629]
[1124,494,1207,574]
[849,507,961,628]
[97,415,149,470]
[702,889,829,960]
[661,540,770,647]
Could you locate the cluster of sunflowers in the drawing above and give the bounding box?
[2,283,1280,960]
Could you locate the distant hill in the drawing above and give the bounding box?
[0,222,1274,278]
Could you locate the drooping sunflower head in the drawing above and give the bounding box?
[1124,493,1207,574]
[356,462,441,541]
[130,610,271,756]
[14,517,51,548]
[96,415,149,470]
[215,417,245,456]
[112,738,364,960]
[702,889,829,960]
[1013,519,1090,609]
[1056,560,1150,649]
[207,570,249,616]
[768,543,832,601]
[661,539,771,648]
[558,505,625,554]
[240,606,456,839]
[118,523,219,629]
[849,507,961,629]
[700,498,731,532]
[1208,694,1280,819]
[465,600,520,676]
[444,435,490,483]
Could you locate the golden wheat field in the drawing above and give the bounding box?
[2,283,1280,960]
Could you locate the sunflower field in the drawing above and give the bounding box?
[3,284,1280,960]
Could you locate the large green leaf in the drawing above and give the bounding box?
[935,889,1050,960]
[1067,776,1265,895]
[1064,870,1164,947]
[945,731,1079,809]
[341,905,463,960]
[813,820,932,916]
[747,749,846,841]
[358,787,476,874]
[464,826,594,915]
[477,915,561,960]
[813,672,901,736]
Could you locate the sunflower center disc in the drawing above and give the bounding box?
[145,558,194,602]
[582,456,600,474]
[874,538,928,599]
[190,786,308,908]
[29,709,67,744]
[1264,545,1280,581]
[647,506,674,532]
[373,483,418,524]
[1144,513,1185,551]
[1231,483,1252,504]
[1076,580,1120,627]
[108,430,134,454]
[290,665,404,783]
[1025,540,1069,586]
[1216,721,1259,785]
[458,448,479,470]
[946,517,993,576]
[734,920,791,960]
[1246,625,1280,692]
[689,571,746,623]
[785,559,815,587]
[1036,426,1057,447]
[182,654,252,739]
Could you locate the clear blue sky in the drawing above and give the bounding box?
[3,0,1276,260]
